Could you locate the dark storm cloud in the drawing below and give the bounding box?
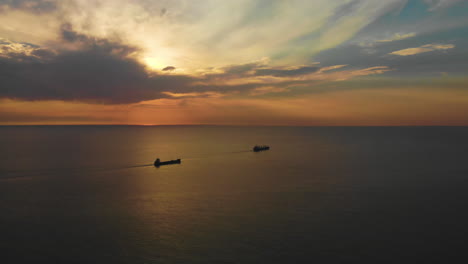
[0,23,400,104]
[162,66,175,71]
[59,23,139,57]
[0,25,195,104]
[0,0,56,13]
[30,48,55,58]
[60,23,86,43]
[1,26,315,104]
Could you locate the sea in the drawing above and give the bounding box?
[1,126,468,263]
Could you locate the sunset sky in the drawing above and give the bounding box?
[1,0,468,125]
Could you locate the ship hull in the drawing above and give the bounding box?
[154,159,181,167]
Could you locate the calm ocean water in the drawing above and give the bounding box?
[1,126,468,263]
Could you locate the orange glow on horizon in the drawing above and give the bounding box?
[2,86,468,126]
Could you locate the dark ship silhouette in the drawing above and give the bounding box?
[253,145,270,152]
[153,145,270,167]
[154,158,181,167]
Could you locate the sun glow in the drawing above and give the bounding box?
[143,56,170,71]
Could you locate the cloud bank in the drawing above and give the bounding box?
[0,31,392,104]
[0,27,194,104]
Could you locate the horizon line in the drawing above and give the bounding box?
[1,124,467,128]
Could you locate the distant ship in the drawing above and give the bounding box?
[253,145,270,152]
[154,158,181,167]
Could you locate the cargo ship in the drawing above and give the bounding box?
[253,145,270,152]
[154,158,181,167]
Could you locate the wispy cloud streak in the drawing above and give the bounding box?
[390,44,455,56]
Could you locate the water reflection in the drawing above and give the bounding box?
[1,126,468,262]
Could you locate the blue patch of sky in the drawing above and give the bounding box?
[348,0,430,44]
[289,0,433,62]
[444,2,468,17]
[274,0,468,72]
[397,0,430,20]
[313,25,468,77]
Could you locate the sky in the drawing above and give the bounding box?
[1,0,468,125]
